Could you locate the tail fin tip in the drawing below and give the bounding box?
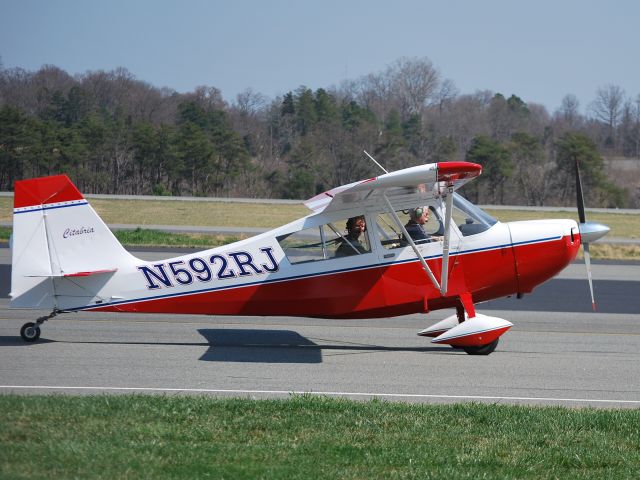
[14,174,84,209]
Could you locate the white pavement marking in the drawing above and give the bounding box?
[2,385,640,405]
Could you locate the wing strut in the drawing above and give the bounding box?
[439,186,454,296]
[381,193,441,291]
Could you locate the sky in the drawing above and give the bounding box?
[1,0,638,114]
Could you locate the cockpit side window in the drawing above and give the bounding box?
[277,214,371,264]
[376,206,443,250]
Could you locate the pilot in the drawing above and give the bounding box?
[335,215,368,257]
[404,206,440,243]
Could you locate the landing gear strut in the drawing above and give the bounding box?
[422,293,512,355]
[20,310,58,342]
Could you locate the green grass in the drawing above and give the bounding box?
[113,228,245,248]
[0,196,309,228]
[1,395,639,479]
[0,226,9,243]
[0,227,243,249]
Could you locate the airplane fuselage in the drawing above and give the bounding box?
[60,218,580,319]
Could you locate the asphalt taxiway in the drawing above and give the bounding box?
[1,248,639,408]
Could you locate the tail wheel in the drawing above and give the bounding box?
[20,322,41,342]
[462,338,499,355]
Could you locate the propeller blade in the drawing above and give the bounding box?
[575,157,603,312]
[575,157,586,224]
[583,242,596,311]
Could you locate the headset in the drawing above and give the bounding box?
[409,206,428,221]
[346,215,366,231]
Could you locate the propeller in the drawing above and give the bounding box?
[575,158,610,311]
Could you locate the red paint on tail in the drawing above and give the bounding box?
[13,175,83,208]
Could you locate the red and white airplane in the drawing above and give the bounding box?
[10,159,609,354]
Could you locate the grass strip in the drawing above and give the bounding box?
[2,197,638,238]
[1,394,639,479]
[113,228,244,249]
[580,243,640,260]
[0,226,10,243]
[0,197,309,229]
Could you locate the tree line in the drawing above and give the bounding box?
[0,58,638,207]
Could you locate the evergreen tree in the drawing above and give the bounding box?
[508,132,547,205]
[555,132,626,207]
[314,88,338,125]
[0,106,33,188]
[466,135,513,203]
[287,140,317,199]
[294,87,317,136]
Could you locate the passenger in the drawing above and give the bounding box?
[404,207,440,243]
[335,216,368,257]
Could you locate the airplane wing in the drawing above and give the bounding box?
[304,162,481,214]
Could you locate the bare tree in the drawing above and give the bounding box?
[353,72,394,122]
[590,84,625,127]
[634,94,640,158]
[388,57,441,117]
[526,103,551,138]
[436,91,492,157]
[190,85,227,112]
[234,88,268,118]
[589,84,626,150]
[80,70,118,113]
[0,66,74,115]
[31,65,75,115]
[555,94,582,130]
[619,95,640,158]
[433,78,459,115]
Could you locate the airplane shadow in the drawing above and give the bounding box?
[197,328,447,363]
[0,336,54,346]
[198,329,322,363]
[0,330,450,363]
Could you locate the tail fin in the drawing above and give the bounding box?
[10,175,135,308]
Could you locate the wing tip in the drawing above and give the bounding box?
[437,162,482,183]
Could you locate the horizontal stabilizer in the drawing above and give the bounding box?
[26,268,118,278]
[64,269,118,278]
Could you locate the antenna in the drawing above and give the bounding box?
[363,150,388,174]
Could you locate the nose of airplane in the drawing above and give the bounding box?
[579,221,610,243]
[507,219,581,295]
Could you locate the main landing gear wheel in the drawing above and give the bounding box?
[20,322,41,342]
[461,338,499,356]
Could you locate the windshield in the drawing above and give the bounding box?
[452,193,498,236]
